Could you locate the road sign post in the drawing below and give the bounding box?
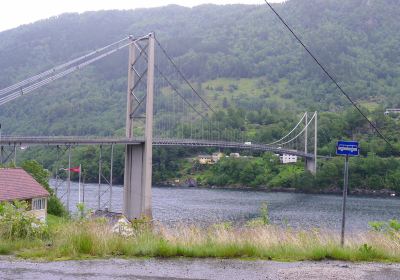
[336,140,359,247]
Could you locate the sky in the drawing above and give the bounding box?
[0,0,285,32]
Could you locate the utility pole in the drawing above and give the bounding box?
[341,154,349,247]
[336,140,359,247]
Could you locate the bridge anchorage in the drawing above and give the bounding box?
[0,33,319,219]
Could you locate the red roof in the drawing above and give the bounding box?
[0,168,50,201]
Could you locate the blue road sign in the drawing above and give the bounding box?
[336,140,359,156]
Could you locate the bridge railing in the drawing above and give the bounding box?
[0,135,315,158]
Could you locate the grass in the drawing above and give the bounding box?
[2,217,400,262]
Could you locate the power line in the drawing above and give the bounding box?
[263,0,394,149]
[154,37,215,114]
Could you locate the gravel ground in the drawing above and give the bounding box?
[1,256,400,280]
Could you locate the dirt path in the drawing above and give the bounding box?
[1,256,400,279]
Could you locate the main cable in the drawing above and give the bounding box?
[267,112,307,145]
[263,0,393,149]
[0,37,130,97]
[0,41,133,106]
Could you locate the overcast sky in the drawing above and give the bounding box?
[0,0,285,32]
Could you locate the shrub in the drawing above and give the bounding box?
[369,219,400,233]
[75,203,91,220]
[0,201,48,240]
[47,195,68,217]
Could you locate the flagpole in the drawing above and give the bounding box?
[78,164,81,204]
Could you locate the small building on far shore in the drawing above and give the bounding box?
[0,168,50,221]
[197,152,224,165]
[212,152,224,162]
[198,155,213,165]
[279,153,298,164]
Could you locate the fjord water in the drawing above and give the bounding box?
[52,180,400,231]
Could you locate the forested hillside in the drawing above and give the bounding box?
[1,0,400,137]
[2,0,400,190]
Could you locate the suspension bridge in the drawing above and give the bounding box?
[0,33,318,220]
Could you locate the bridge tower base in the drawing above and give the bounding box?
[305,158,316,175]
[123,144,152,220]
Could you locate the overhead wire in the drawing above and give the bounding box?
[263,0,393,149]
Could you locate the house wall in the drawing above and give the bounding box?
[198,157,212,164]
[28,197,48,222]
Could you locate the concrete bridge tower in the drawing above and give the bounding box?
[123,33,155,220]
[305,112,317,175]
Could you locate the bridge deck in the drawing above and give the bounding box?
[0,136,314,158]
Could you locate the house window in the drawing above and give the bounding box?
[32,198,46,210]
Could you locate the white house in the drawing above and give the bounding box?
[279,154,298,164]
[384,109,400,115]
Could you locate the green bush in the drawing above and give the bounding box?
[0,201,48,240]
[47,195,68,217]
[369,219,400,233]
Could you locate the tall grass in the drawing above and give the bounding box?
[7,219,400,261]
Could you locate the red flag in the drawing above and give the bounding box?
[69,166,81,173]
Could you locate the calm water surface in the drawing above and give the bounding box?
[51,180,400,231]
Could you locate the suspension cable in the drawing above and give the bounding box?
[267,112,307,145]
[132,42,209,120]
[278,112,316,146]
[155,37,215,114]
